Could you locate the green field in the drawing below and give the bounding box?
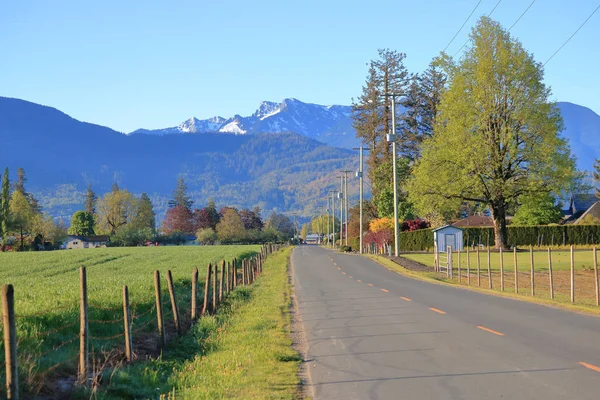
[402,249,598,272]
[0,245,260,397]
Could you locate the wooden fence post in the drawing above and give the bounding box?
[225,262,230,295]
[514,247,519,294]
[202,264,212,315]
[487,247,492,289]
[477,247,481,287]
[242,259,246,286]
[570,245,575,303]
[530,247,535,296]
[154,270,166,348]
[594,247,599,306]
[212,262,218,311]
[191,267,198,321]
[548,248,554,300]
[219,260,225,302]
[79,267,89,386]
[122,285,133,362]
[166,270,181,335]
[457,248,461,282]
[2,284,18,400]
[467,246,470,285]
[233,258,238,289]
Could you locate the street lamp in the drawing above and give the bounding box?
[353,146,370,254]
[385,93,401,257]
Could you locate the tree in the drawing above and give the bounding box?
[168,177,193,209]
[196,227,217,245]
[85,185,98,215]
[216,208,247,243]
[408,17,576,249]
[162,205,195,234]
[265,211,295,241]
[130,193,156,232]
[0,168,9,249]
[300,223,309,240]
[97,188,137,234]
[511,193,564,226]
[9,190,35,250]
[239,208,263,231]
[594,159,600,199]
[68,211,95,236]
[14,167,27,196]
[352,49,410,211]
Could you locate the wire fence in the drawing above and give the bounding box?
[0,243,283,399]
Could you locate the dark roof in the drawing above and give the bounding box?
[68,235,110,242]
[452,215,494,227]
[571,194,598,214]
[575,201,600,224]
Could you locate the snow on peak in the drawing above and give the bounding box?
[219,120,247,134]
[255,101,282,121]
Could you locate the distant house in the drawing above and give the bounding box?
[563,194,599,223]
[574,201,600,224]
[453,215,494,228]
[64,235,109,249]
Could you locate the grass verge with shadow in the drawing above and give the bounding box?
[95,246,300,399]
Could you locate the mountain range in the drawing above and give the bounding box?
[0,96,599,222]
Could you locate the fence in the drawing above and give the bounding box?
[1,243,283,399]
[426,245,599,307]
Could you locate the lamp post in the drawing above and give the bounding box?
[338,176,344,249]
[385,93,400,257]
[353,146,370,254]
[326,197,330,246]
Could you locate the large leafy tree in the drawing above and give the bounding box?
[265,211,295,240]
[0,168,9,248]
[162,205,194,234]
[409,17,576,248]
[9,190,35,250]
[216,208,247,243]
[97,187,137,234]
[68,211,95,236]
[594,158,600,199]
[511,193,563,226]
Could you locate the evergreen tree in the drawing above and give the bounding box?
[168,177,193,209]
[131,193,156,232]
[0,168,9,247]
[594,159,600,199]
[15,167,27,195]
[111,183,120,193]
[85,185,98,215]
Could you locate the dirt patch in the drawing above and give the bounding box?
[386,255,432,272]
[288,253,313,399]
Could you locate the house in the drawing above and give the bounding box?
[305,234,320,245]
[564,194,598,221]
[574,201,600,224]
[433,225,464,252]
[64,235,109,249]
[452,215,494,227]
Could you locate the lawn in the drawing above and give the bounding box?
[0,245,259,398]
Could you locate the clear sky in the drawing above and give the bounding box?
[1,0,599,133]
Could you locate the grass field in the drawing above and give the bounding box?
[395,248,600,310]
[0,245,260,397]
[98,246,300,399]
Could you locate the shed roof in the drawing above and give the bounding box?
[67,235,110,242]
[432,225,463,232]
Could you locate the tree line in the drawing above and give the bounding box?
[349,16,593,249]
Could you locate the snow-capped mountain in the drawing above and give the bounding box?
[130,98,358,148]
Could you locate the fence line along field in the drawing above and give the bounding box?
[401,247,600,307]
[0,245,260,397]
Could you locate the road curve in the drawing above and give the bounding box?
[292,245,600,400]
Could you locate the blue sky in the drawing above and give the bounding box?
[1,0,599,133]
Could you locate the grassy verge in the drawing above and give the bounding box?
[368,254,600,317]
[96,246,300,399]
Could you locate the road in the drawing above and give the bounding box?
[292,245,600,400]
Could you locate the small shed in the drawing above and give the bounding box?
[433,225,463,252]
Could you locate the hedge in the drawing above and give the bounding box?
[397,225,600,251]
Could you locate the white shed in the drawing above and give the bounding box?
[433,225,463,252]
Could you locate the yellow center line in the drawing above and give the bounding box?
[368,284,374,287]
[342,272,346,275]
[348,276,353,278]
[579,361,600,373]
[381,289,389,293]
[337,267,341,270]
[400,296,411,302]
[477,325,505,336]
[356,280,362,283]
[429,307,446,315]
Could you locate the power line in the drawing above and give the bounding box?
[507,0,537,31]
[487,0,503,17]
[443,0,483,53]
[543,4,600,66]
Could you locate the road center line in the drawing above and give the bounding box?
[368,284,374,287]
[381,289,389,293]
[579,361,600,373]
[342,272,346,275]
[429,307,446,314]
[477,325,505,336]
[400,296,412,302]
[349,276,353,278]
[356,280,362,283]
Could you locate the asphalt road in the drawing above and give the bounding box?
[292,245,600,400]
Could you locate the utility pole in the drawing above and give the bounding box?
[326,197,331,247]
[340,170,352,246]
[353,146,370,254]
[338,176,344,249]
[385,93,400,257]
[329,190,336,248]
